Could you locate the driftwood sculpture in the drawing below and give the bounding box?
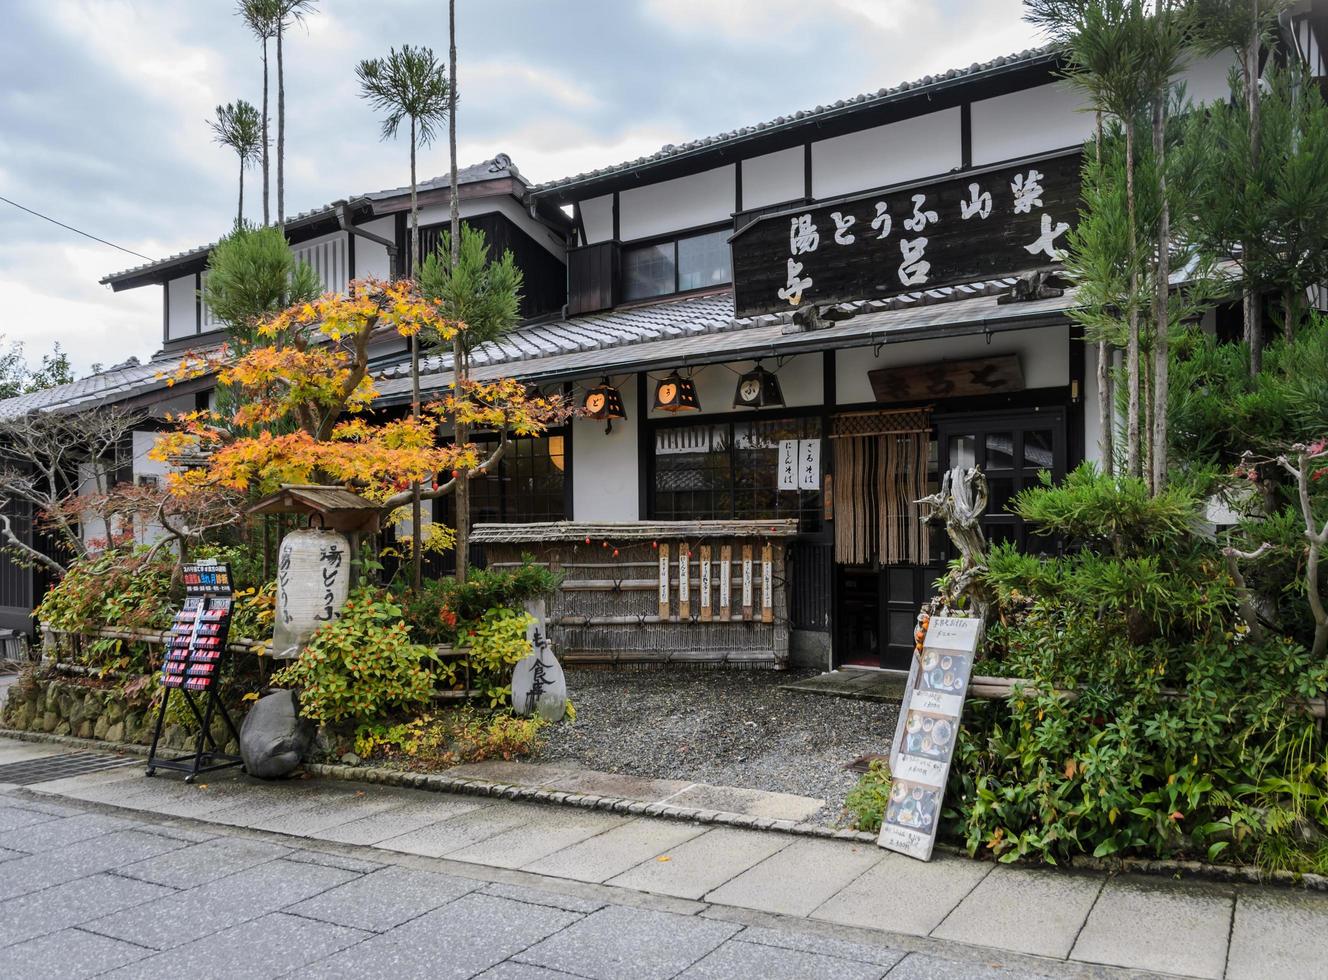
[917,465,994,625]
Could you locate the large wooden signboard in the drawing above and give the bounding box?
[732,152,1080,317]
[878,616,982,861]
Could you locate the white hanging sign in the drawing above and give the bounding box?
[879,615,981,862]
[778,439,798,490]
[798,439,821,490]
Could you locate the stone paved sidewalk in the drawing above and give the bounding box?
[4,736,1328,979]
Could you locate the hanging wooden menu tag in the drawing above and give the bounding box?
[760,544,774,623]
[658,543,670,620]
[719,545,732,620]
[741,545,754,620]
[699,545,713,622]
[678,547,691,619]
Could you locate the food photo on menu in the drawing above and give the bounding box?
[885,780,943,833]
[903,710,956,760]
[919,649,969,693]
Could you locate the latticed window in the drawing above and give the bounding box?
[651,416,822,532]
[439,431,566,528]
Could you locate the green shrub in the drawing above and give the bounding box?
[403,558,560,646]
[272,586,436,725]
[354,705,546,767]
[844,760,893,833]
[455,607,536,708]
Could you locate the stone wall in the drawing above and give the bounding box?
[1,674,240,756]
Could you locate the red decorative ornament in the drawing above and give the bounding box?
[612,548,620,557]
[585,536,592,545]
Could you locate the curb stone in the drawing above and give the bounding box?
[4,725,1327,892]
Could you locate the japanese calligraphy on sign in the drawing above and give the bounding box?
[732,152,1080,317]
[272,529,351,659]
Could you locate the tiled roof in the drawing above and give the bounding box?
[531,46,1058,195]
[0,356,180,420]
[374,277,1062,401]
[101,156,524,286]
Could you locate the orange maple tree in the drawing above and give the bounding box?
[152,277,569,535]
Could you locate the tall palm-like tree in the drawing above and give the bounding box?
[448,0,469,581]
[208,100,263,229]
[357,44,451,588]
[238,0,278,226]
[274,0,318,226]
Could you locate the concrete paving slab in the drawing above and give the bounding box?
[115,836,293,888]
[220,786,412,836]
[679,937,891,979]
[812,852,992,937]
[705,837,884,917]
[931,865,1104,959]
[0,740,68,764]
[313,795,488,845]
[21,765,154,800]
[522,815,706,882]
[446,759,579,786]
[1226,885,1328,980]
[1070,874,1233,979]
[477,963,597,980]
[0,812,135,852]
[0,828,187,901]
[662,782,824,821]
[548,768,693,801]
[0,926,153,979]
[516,904,739,980]
[0,845,27,862]
[291,892,580,980]
[733,924,907,969]
[101,911,372,980]
[283,846,386,874]
[287,865,479,933]
[448,807,627,870]
[479,881,609,915]
[0,871,175,948]
[0,803,61,832]
[84,858,360,950]
[607,826,792,900]
[376,800,529,857]
[886,951,1054,979]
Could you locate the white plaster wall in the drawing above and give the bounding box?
[619,165,735,241]
[971,81,1095,166]
[645,354,822,420]
[741,147,804,210]
[833,325,1070,404]
[580,194,614,244]
[354,216,395,280]
[292,230,349,294]
[812,108,962,200]
[167,275,196,341]
[1180,50,1237,108]
[1083,341,1102,467]
[571,375,639,521]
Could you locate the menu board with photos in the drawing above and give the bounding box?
[878,615,982,861]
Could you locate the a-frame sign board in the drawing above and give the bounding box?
[145,560,244,783]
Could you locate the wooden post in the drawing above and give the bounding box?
[760,544,774,623]
[657,542,671,620]
[699,545,712,622]
[719,545,732,620]
[678,546,691,619]
[741,545,754,621]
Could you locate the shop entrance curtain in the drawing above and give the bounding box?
[831,409,931,566]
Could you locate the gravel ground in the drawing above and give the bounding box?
[539,667,900,827]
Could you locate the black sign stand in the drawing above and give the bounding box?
[146,561,245,782]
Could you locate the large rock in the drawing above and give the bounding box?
[511,615,568,724]
[239,689,315,779]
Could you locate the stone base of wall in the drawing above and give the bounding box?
[1,675,240,756]
[789,629,832,671]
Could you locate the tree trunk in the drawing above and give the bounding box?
[261,37,270,226]
[917,466,993,626]
[409,123,423,591]
[449,0,470,582]
[276,21,285,226]
[1245,2,1263,374]
[1125,118,1142,479]
[1151,85,1171,495]
[237,158,244,229]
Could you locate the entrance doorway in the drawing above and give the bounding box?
[832,407,1066,670]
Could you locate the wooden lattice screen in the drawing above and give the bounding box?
[831,409,931,566]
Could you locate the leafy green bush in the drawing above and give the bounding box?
[272,587,436,725]
[951,469,1328,871]
[454,607,536,708]
[354,705,546,767]
[844,760,893,833]
[404,558,560,646]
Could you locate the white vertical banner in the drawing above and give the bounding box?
[778,439,798,490]
[798,439,821,491]
[699,545,712,621]
[741,547,754,617]
[678,549,691,619]
[719,546,732,618]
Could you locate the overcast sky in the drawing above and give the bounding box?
[0,0,1042,375]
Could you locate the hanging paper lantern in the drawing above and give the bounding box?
[732,363,785,409]
[654,370,701,413]
[583,378,627,433]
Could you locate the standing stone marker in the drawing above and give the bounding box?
[272,528,350,659]
[512,598,568,722]
[879,615,981,861]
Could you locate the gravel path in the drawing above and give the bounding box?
[539,668,900,827]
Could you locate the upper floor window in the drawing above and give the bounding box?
[622,228,731,301]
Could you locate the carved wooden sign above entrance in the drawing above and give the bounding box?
[730,152,1080,317]
[868,354,1024,404]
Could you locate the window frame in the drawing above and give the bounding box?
[619,222,734,302]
